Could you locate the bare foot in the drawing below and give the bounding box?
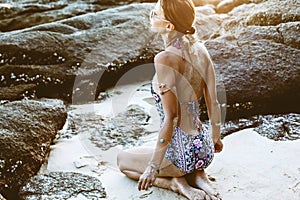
[185,171,222,200]
[183,187,208,200]
[171,177,207,200]
[195,175,222,199]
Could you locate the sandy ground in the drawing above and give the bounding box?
[41,82,300,200]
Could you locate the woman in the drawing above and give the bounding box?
[117,0,223,199]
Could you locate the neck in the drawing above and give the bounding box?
[161,31,183,49]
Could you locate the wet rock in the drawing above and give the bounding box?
[96,91,111,103]
[0,3,157,103]
[254,113,300,141]
[90,104,151,150]
[0,84,37,101]
[0,194,5,200]
[218,113,300,141]
[0,99,67,199]
[19,171,106,200]
[220,116,261,137]
[217,113,300,141]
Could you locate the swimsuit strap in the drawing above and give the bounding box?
[151,82,202,130]
[165,37,185,60]
[179,100,202,130]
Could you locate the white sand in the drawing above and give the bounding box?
[41,82,300,200]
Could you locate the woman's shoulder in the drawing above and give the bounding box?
[154,51,181,69]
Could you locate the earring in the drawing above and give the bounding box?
[166,23,173,32]
[166,24,171,32]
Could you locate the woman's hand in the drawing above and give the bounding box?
[214,138,223,153]
[211,125,222,153]
[138,165,159,191]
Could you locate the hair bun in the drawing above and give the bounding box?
[185,26,195,34]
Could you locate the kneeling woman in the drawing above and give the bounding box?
[117,0,223,199]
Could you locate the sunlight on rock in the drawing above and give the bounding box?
[0,3,13,9]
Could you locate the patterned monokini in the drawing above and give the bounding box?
[151,86,214,174]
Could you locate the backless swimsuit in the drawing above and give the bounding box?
[151,85,214,174]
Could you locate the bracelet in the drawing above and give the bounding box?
[148,162,160,174]
[210,120,222,126]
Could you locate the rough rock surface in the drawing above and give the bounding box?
[0,3,157,103]
[0,0,299,118]
[19,171,106,200]
[245,0,300,26]
[65,104,152,150]
[0,0,157,32]
[253,113,300,141]
[0,99,67,199]
[205,0,300,119]
[219,113,300,141]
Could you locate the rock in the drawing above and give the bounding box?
[0,84,37,101]
[0,0,299,119]
[277,22,300,49]
[195,7,223,40]
[220,116,261,137]
[195,4,216,15]
[193,0,222,7]
[206,36,299,119]
[216,0,251,13]
[0,3,158,103]
[0,99,67,199]
[19,171,106,200]
[203,0,300,119]
[245,0,300,26]
[0,0,156,32]
[217,113,300,141]
[254,113,300,141]
[90,104,152,150]
[0,193,6,200]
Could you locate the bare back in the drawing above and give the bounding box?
[152,44,211,135]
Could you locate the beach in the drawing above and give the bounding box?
[0,0,299,199]
[41,81,300,200]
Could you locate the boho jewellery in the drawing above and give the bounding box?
[159,138,165,143]
[158,83,171,95]
[148,162,160,174]
[209,120,222,126]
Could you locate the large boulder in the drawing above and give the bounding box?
[0,0,157,32]
[216,0,251,13]
[19,172,106,200]
[0,0,299,119]
[193,0,222,6]
[204,0,300,119]
[0,99,67,199]
[245,0,300,26]
[0,3,158,103]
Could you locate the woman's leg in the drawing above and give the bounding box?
[117,146,184,179]
[185,170,221,199]
[117,146,220,200]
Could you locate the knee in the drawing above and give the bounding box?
[116,151,127,172]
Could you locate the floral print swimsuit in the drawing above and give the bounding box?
[151,85,214,174]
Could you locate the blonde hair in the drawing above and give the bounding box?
[161,0,196,34]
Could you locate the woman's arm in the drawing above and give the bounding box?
[202,53,223,152]
[138,52,178,190]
